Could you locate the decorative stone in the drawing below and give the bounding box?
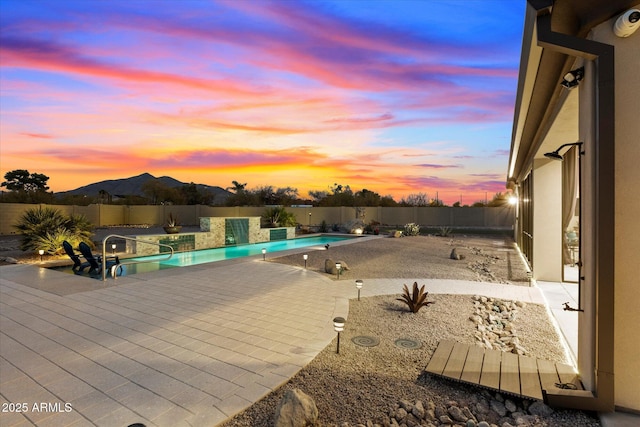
[412,400,425,420]
[490,399,507,417]
[439,415,453,425]
[273,388,318,427]
[462,406,477,422]
[528,401,554,417]
[504,399,517,413]
[448,406,466,422]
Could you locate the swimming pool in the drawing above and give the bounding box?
[114,235,354,275]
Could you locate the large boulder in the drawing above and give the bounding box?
[340,218,366,234]
[273,388,318,427]
[324,259,349,274]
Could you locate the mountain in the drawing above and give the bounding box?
[57,172,231,203]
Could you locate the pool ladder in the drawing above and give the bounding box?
[100,234,174,281]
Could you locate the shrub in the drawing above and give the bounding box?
[397,282,435,313]
[438,226,453,237]
[262,206,297,227]
[14,207,94,254]
[403,222,421,236]
[319,220,328,233]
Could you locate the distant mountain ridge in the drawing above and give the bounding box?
[57,172,231,202]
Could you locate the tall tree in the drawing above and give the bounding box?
[2,169,50,192]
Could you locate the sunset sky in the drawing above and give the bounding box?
[1,0,525,205]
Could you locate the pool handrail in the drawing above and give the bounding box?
[101,234,174,281]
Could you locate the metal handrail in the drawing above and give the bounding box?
[101,234,174,281]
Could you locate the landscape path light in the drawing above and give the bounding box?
[262,248,266,260]
[335,262,341,280]
[333,316,345,354]
[355,279,363,301]
[111,243,117,254]
[303,254,308,269]
[38,249,44,262]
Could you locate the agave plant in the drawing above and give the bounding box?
[397,282,435,313]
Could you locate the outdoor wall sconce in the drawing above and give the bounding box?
[560,67,584,89]
[262,248,266,260]
[355,279,363,301]
[335,262,342,279]
[111,243,117,254]
[303,253,308,269]
[38,249,44,262]
[333,316,345,354]
[544,142,584,160]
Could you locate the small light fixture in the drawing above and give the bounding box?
[544,142,584,161]
[303,253,308,269]
[38,249,44,262]
[333,316,345,354]
[355,279,363,301]
[262,248,266,260]
[335,262,341,279]
[508,196,518,205]
[561,67,584,89]
[111,243,117,254]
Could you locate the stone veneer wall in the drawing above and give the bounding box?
[127,216,295,255]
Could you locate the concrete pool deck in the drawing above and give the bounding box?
[0,256,558,427]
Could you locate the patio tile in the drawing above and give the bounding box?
[2,258,550,426]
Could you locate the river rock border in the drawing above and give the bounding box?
[469,295,527,355]
[321,390,555,427]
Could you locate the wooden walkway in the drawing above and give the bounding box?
[425,341,583,400]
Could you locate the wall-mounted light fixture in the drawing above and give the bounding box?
[543,142,584,160]
[560,67,584,89]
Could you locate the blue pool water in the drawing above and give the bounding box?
[118,235,353,275]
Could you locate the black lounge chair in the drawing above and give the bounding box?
[78,242,120,275]
[63,240,91,272]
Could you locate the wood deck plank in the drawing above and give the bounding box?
[479,348,501,390]
[425,340,455,375]
[519,355,543,400]
[442,342,469,380]
[460,344,484,384]
[500,351,521,395]
[537,358,561,393]
[556,362,582,390]
[427,340,583,405]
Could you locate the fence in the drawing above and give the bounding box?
[0,203,514,235]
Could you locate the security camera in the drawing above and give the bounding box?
[613,8,640,37]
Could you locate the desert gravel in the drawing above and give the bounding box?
[220,234,600,427]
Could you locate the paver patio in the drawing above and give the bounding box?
[1,256,545,427]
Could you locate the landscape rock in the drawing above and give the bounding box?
[527,401,554,417]
[490,400,507,417]
[450,248,466,260]
[448,405,466,422]
[324,259,350,274]
[273,388,318,427]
